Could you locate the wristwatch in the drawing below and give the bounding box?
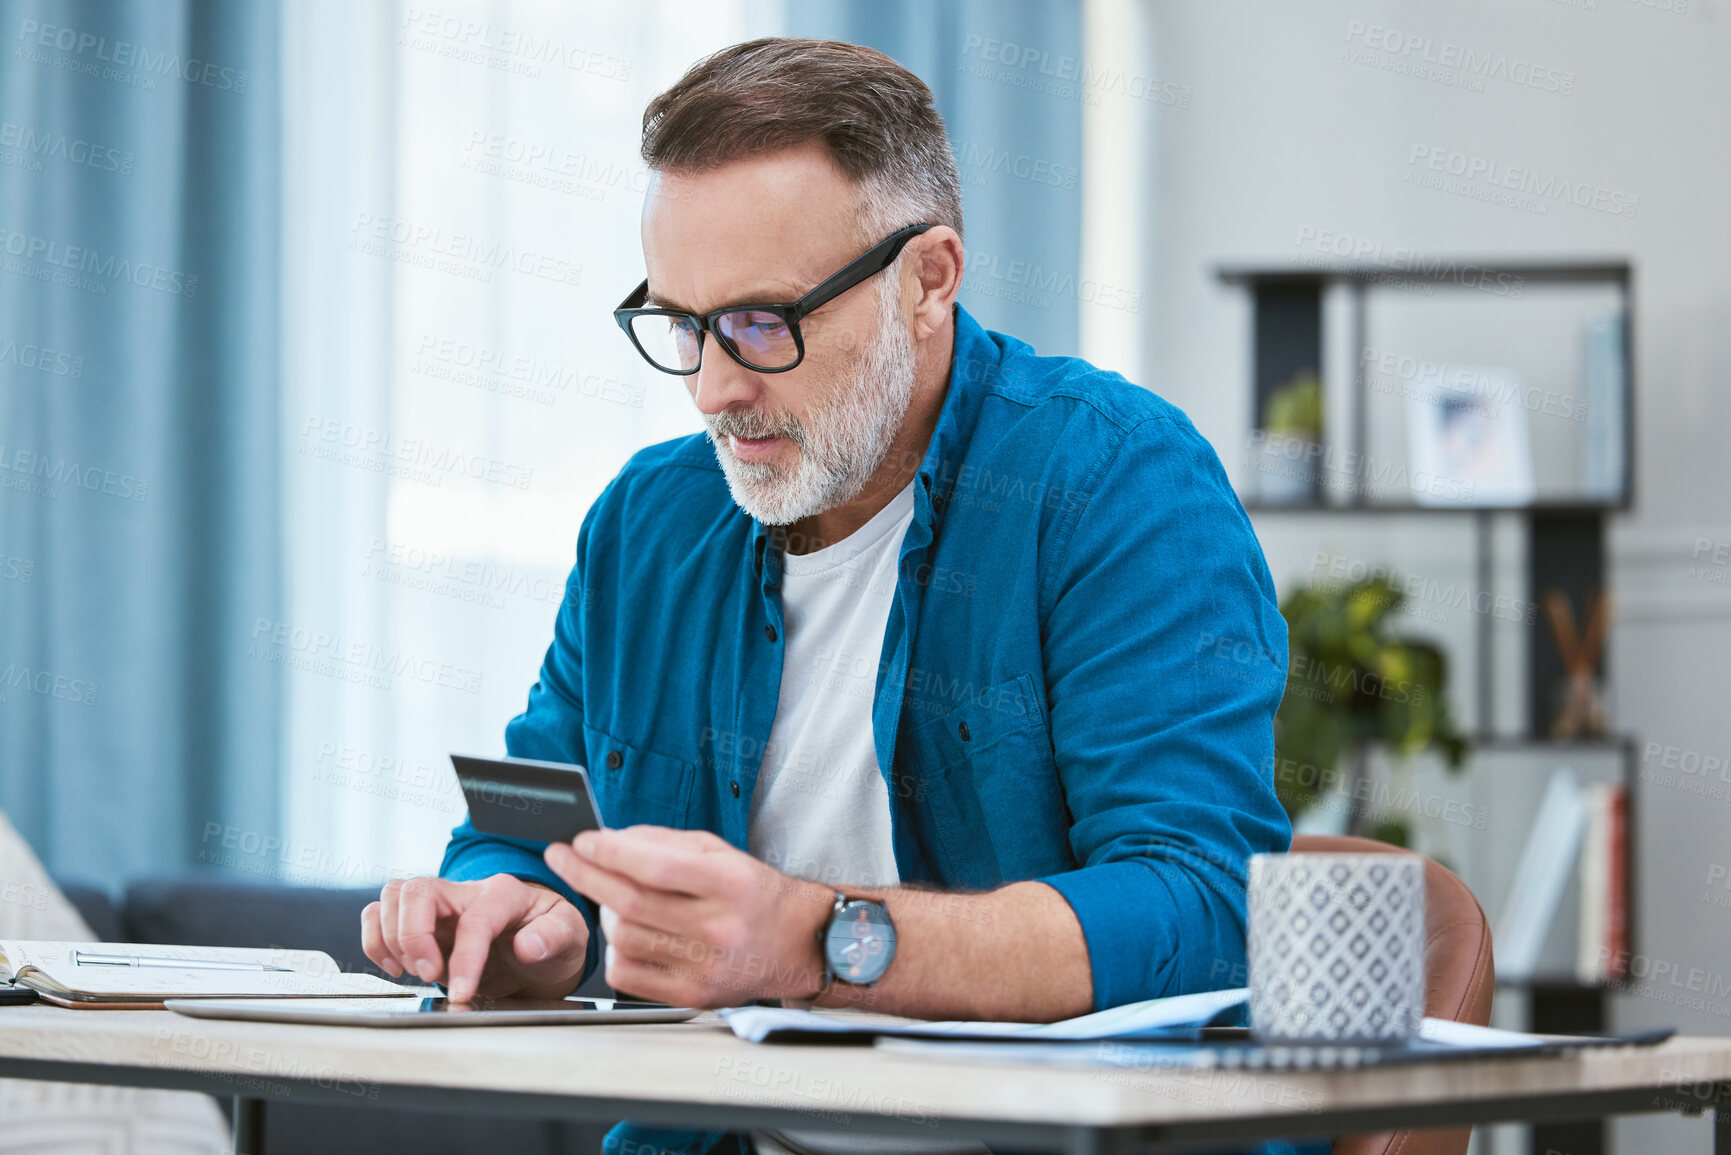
[817,891,898,990]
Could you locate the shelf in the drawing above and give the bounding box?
[1496,976,1619,993]
[1241,500,1630,516]
[1223,260,1635,511]
[1465,735,1639,753]
[1216,259,1632,288]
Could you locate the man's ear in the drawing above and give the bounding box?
[906,227,963,341]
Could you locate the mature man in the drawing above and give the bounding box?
[363,37,1307,1155]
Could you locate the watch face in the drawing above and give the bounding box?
[825,900,896,985]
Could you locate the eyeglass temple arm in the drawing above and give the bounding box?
[789,224,935,322]
[613,223,935,321]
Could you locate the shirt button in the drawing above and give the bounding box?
[765,625,778,642]
[605,750,623,770]
[958,721,971,742]
[730,780,741,798]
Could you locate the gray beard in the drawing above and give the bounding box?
[705,281,918,526]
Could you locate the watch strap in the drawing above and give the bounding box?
[784,890,847,1009]
[816,889,847,992]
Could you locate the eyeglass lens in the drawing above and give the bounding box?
[629,309,799,372]
[627,314,702,372]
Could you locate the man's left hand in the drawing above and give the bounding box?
[544,826,832,1007]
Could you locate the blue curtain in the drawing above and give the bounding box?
[0,0,282,884]
[790,0,1084,357]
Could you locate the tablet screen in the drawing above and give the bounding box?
[166,995,702,1028]
[415,997,671,1014]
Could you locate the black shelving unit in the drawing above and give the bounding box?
[1219,260,1638,1155]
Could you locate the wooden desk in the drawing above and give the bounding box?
[1,1004,1729,1154]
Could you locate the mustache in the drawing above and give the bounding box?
[706,406,808,448]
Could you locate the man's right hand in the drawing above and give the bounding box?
[361,875,590,1004]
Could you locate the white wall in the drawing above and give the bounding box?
[1139,1,1731,1149]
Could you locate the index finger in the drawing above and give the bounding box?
[573,827,727,897]
[444,886,518,1003]
[547,842,693,935]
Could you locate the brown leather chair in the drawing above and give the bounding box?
[1288,835,1496,1155]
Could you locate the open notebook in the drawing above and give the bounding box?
[0,940,415,1009]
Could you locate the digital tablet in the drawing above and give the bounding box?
[165,995,700,1028]
[452,753,605,843]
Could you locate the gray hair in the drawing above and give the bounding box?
[640,37,964,245]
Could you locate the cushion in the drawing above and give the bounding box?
[0,809,231,1154]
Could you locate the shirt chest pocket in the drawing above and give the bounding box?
[583,725,696,829]
[901,672,1059,887]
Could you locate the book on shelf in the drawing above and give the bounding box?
[1608,782,1628,976]
[1581,313,1626,500]
[1576,783,1629,983]
[0,940,414,1009]
[1494,767,1587,983]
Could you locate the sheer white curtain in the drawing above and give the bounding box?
[277,1,783,886]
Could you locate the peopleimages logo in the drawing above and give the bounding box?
[0,122,133,174]
[461,132,656,201]
[1342,20,1576,96]
[0,662,99,706]
[399,8,632,81]
[1361,345,1589,423]
[0,551,33,583]
[361,537,565,608]
[249,618,483,695]
[1245,429,1478,504]
[16,19,249,92]
[0,443,149,501]
[1407,144,1638,219]
[1293,226,1524,298]
[0,337,84,378]
[299,416,534,490]
[412,335,645,409]
[953,141,1079,189]
[959,35,1193,108]
[349,213,582,288]
[0,226,197,296]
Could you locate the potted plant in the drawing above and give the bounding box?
[1273,574,1467,846]
[1255,371,1323,503]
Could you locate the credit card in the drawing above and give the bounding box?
[451,754,605,843]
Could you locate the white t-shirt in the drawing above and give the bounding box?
[746,477,988,1155]
[747,479,913,890]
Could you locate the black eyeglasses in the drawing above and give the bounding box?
[613,223,934,375]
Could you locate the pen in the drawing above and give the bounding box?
[73,950,295,973]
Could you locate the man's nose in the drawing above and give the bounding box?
[689,342,763,416]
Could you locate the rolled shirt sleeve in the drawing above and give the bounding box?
[1037,412,1291,1011]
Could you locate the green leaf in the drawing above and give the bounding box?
[1273,572,1468,821]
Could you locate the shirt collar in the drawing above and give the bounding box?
[750,304,1001,577]
[913,304,999,518]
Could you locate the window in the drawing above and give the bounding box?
[278,1,783,885]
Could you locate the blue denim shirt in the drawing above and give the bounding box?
[442,306,1319,1155]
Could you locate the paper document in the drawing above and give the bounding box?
[874,1018,1662,1072]
[718,986,1249,1044]
[1417,1018,1549,1049]
[0,940,413,1008]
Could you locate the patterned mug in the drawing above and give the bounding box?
[1247,852,1426,1043]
